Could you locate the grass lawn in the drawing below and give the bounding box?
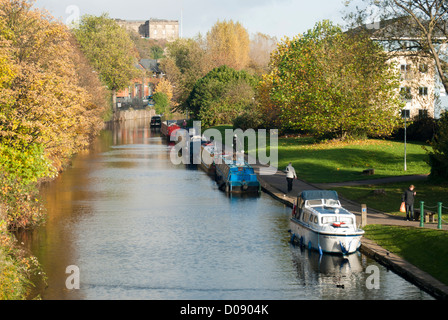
[276,137,431,183]
[207,126,431,184]
[333,180,448,220]
[363,225,448,286]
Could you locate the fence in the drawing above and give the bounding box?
[419,201,447,229]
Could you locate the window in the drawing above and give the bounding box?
[340,217,353,225]
[419,87,428,96]
[418,109,428,119]
[307,200,322,206]
[401,109,410,119]
[400,64,412,80]
[400,87,412,100]
[302,212,309,223]
[419,64,428,73]
[322,216,336,224]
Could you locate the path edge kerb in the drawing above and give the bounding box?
[257,175,448,300]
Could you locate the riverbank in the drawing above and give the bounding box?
[1,110,156,300]
[254,166,448,300]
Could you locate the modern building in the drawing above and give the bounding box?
[351,18,448,119]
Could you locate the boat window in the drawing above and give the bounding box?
[325,199,340,207]
[309,214,314,223]
[307,200,323,206]
[302,212,309,223]
[340,217,353,225]
[314,215,318,224]
[322,216,337,224]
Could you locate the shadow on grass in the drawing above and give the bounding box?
[279,145,430,184]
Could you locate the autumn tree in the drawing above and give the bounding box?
[206,20,250,71]
[154,78,174,102]
[0,0,108,229]
[160,37,212,109]
[73,14,141,111]
[128,30,166,60]
[249,32,277,75]
[266,20,403,139]
[186,65,258,127]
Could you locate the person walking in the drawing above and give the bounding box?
[402,185,416,221]
[285,162,297,193]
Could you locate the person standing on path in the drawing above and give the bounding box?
[285,162,297,193]
[402,185,416,221]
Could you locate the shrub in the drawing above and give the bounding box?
[426,112,448,180]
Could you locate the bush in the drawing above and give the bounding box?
[0,220,44,299]
[426,112,448,180]
[393,116,437,142]
[232,107,264,131]
[153,92,170,115]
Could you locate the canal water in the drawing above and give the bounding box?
[22,119,433,300]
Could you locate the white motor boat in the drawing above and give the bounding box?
[290,190,365,255]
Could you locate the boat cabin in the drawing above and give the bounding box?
[293,190,355,229]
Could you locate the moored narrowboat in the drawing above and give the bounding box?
[214,155,261,194]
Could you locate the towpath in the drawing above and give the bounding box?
[252,162,448,299]
[251,163,446,231]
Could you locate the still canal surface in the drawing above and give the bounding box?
[22,119,433,300]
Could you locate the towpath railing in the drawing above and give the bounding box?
[418,201,446,229]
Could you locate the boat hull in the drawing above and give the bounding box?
[215,162,261,194]
[289,218,363,255]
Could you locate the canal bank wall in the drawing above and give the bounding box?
[111,109,155,122]
[256,174,448,300]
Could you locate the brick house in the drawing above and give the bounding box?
[116,59,164,107]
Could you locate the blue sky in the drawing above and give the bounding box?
[33,0,363,39]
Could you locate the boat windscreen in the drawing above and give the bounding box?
[300,190,338,201]
[324,199,340,207]
[307,200,323,206]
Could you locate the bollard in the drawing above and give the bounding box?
[438,202,442,230]
[361,204,367,227]
[420,201,424,228]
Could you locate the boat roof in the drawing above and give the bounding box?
[299,190,339,201]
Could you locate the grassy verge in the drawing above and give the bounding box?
[276,137,430,183]
[333,180,448,221]
[364,225,448,286]
[207,126,431,183]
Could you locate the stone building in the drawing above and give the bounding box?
[116,18,179,41]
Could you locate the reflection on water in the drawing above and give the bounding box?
[21,119,433,300]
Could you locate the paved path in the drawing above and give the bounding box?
[251,163,448,299]
[252,163,446,231]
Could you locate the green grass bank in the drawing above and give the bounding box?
[363,225,448,286]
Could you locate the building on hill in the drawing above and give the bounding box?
[116,18,179,41]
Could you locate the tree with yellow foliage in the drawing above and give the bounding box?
[206,20,250,71]
[154,78,174,102]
